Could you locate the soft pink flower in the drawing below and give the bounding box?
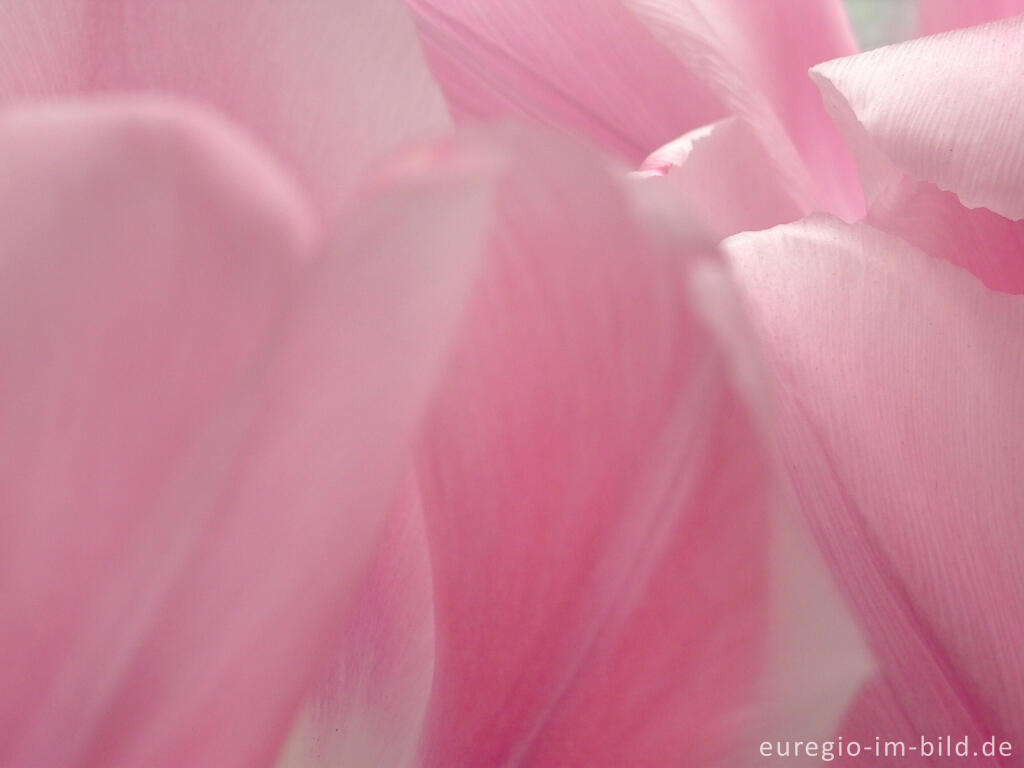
[0,2,1020,768]
[410,0,1024,764]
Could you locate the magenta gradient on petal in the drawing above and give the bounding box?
[405,126,866,768]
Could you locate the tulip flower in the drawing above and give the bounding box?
[0,2,1020,768]
[409,0,1024,764]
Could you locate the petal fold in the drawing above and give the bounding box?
[866,177,1024,293]
[626,0,862,219]
[637,117,805,241]
[812,16,1024,221]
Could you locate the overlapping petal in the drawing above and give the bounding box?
[0,0,449,221]
[865,178,1024,293]
[727,216,1024,762]
[276,483,435,768]
[4,2,1014,765]
[405,127,866,768]
[636,117,805,241]
[626,0,862,219]
[812,15,1024,221]
[0,97,491,768]
[402,0,724,162]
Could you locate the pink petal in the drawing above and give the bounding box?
[0,98,491,768]
[686,260,873,745]
[637,117,805,241]
[866,177,1024,293]
[0,0,449,221]
[758,485,872,745]
[403,0,725,161]
[726,215,1024,759]
[811,27,1024,292]
[626,0,863,219]
[812,16,1024,221]
[412,126,865,767]
[276,481,435,768]
[916,0,1024,36]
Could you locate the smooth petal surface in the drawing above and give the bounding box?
[403,0,724,162]
[626,0,863,219]
[636,117,805,241]
[0,96,306,766]
[0,0,449,220]
[412,127,865,768]
[726,216,1024,762]
[276,482,435,768]
[0,98,491,768]
[916,0,1024,36]
[812,16,1024,221]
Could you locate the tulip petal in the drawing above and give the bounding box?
[916,0,1024,36]
[758,485,873,745]
[637,117,805,241]
[812,26,1024,292]
[0,0,449,221]
[276,482,435,768]
[685,258,873,745]
[726,216,1024,757]
[625,0,862,219]
[866,177,1024,293]
[413,127,866,768]
[812,16,1024,221]
[403,0,724,162]
[0,98,491,768]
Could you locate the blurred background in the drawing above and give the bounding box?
[844,0,916,48]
